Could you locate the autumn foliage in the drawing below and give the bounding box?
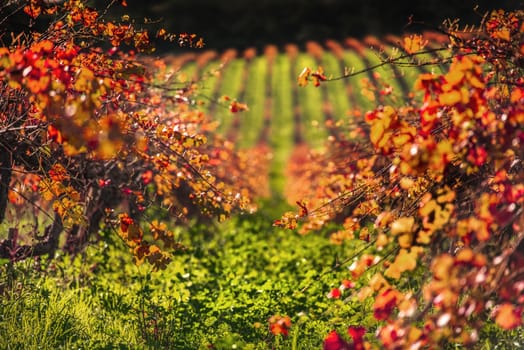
[0,0,265,269]
[278,9,524,348]
[1,1,523,347]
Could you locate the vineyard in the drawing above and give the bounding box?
[163,34,449,196]
[1,3,523,350]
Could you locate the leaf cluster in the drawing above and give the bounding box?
[278,9,524,349]
[0,0,267,269]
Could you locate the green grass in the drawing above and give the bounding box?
[2,213,522,349]
[0,214,371,349]
[175,62,197,85]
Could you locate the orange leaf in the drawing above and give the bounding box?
[47,125,63,144]
[229,100,249,113]
[439,90,462,106]
[444,69,464,87]
[296,200,308,217]
[24,4,41,19]
[311,66,327,87]
[119,213,134,233]
[493,29,511,41]
[49,164,69,182]
[495,304,522,330]
[385,248,419,279]
[403,34,427,54]
[373,288,400,320]
[269,315,292,337]
[298,67,311,87]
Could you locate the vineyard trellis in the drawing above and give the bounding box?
[164,34,450,199]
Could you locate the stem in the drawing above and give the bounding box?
[0,149,12,224]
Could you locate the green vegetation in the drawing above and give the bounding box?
[239,56,267,148]
[0,215,369,349]
[269,54,295,193]
[321,52,351,124]
[3,213,520,349]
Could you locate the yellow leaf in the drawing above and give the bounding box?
[399,177,415,190]
[431,254,454,281]
[455,248,474,264]
[398,233,413,248]
[74,67,95,91]
[436,187,456,204]
[376,233,389,247]
[362,88,375,101]
[298,67,311,87]
[370,120,384,146]
[390,217,415,235]
[385,249,418,279]
[469,74,485,89]
[96,139,122,159]
[439,90,462,106]
[39,180,55,201]
[494,29,511,41]
[419,194,436,215]
[444,69,464,87]
[369,273,390,291]
[415,73,437,91]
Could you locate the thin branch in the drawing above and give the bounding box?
[324,47,450,83]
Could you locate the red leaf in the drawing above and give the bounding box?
[348,326,366,349]
[323,330,350,350]
[340,279,354,290]
[373,288,399,321]
[328,287,341,299]
[268,315,292,337]
[229,100,248,113]
[141,170,154,185]
[98,179,111,188]
[47,125,63,144]
[119,213,134,233]
[347,326,366,342]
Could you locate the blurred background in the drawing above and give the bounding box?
[93,0,519,51]
[2,0,520,51]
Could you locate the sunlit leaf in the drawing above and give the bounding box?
[390,217,415,235]
[495,303,522,330]
[403,34,428,54]
[298,67,311,87]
